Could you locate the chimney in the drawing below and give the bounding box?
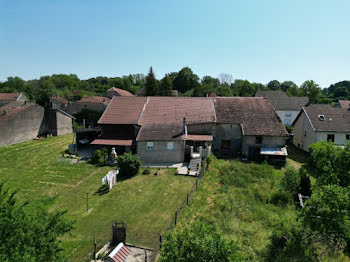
[83,119,86,128]
[3,110,8,115]
[183,117,188,139]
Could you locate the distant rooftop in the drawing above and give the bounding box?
[107,87,133,96]
[255,90,309,111]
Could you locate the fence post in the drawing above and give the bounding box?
[93,235,97,261]
[175,211,178,225]
[186,193,189,205]
[159,235,162,250]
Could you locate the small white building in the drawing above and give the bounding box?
[293,104,350,152]
[255,91,309,126]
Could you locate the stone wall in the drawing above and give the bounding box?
[0,104,45,146]
[293,112,316,152]
[212,123,242,156]
[137,140,185,164]
[242,136,286,159]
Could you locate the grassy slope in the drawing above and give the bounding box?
[0,135,196,261]
[176,157,298,261]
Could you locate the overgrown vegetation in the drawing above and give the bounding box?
[166,154,349,261]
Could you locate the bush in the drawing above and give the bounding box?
[280,167,300,201]
[142,168,151,175]
[160,223,241,262]
[91,148,108,166]
[117,153,141,178]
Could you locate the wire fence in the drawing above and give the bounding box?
[92,159,208,257]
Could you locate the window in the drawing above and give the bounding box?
[146,142,154,150]
[167,142,174,150]
[304,131,307,137]
[327,134,335,142]
[346,134,350,140]
[285,112,292,117]
[255,136,263,144]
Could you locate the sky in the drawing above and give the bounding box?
[0,0,349,87]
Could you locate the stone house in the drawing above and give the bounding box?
[255,90,309,126]
[104,87,133,99]
[0,101,73,147]
[293,104,350,152]
[90,96,287,164]
[50,95,69,109]
[0,93,28,107]
[64,96,110,116]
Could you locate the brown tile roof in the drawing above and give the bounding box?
[50,96,68,104]
[0,93,22,101]
[98,96,148,124]
[107,87,133,96]
[303,105,350,132]
[215,97,288,136]
[90,139,133,146]
[339,100,350,109]
[186,134,213,141]
[139,97,216,126]
[136,124,184,141]
[0,102,33,125]
[255,90,309,111]
[76,96,110,105]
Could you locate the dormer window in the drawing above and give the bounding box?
[318,115,325,121]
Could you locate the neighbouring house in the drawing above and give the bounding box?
[88,96,287,164]
[255,90,309,126]
[104,87,133,99]
[0,93,28,107]
[0,101,73,147]
[214,97,288,160]
[336,99,350,109]
[293,104,350,152]
[64,96,110,116]
[50,95,69,109]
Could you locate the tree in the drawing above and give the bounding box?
[218,73,233,86]
[300,80,321,103]
[302,185,350,252]
[160,74,173,96]
[281,81,300,96]
[280,167,300,201]
[144,67,159,96]
[232,79,255,97]
[0,182,74,262]
[267,80,281,91]
[202,75,221,88]
[117,153,141,178]
[299,168,312,197]
[159,223,241,262]
[173,67,199,93]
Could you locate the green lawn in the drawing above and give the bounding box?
[0,135,196,261]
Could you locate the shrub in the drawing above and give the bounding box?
[91,148,108,166]
[280,167,300,201]
[142,168,151,175]
[299,168,312,196]
[160,223,241,262]
[117,153,141,178]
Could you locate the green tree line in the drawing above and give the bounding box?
[1,66,350,107]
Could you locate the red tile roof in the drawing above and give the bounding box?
[109,243,131,262]
[0,93,22,101]
[91,139,133,146]
[339,100,350,109]
[50,96,68,104]
[139,97,216,126]
[107,87,133,96]
[186,134,213,141]
[76,96,110,105]
[215,97,288,136]
[0,103,32,125]
[98,96,148,124]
